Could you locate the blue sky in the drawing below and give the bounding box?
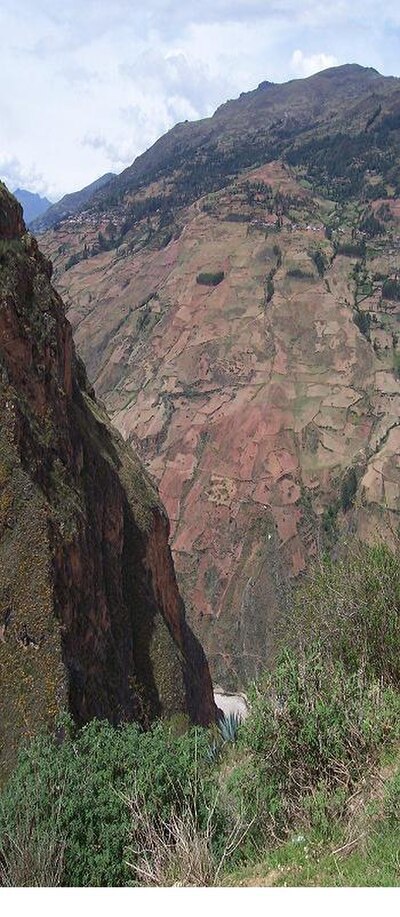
[1,0,399,200]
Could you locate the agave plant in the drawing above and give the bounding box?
[217,712,241,745]
[205,739,221,765]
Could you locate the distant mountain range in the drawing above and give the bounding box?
[30,172,116,232]
[13,188,52,226]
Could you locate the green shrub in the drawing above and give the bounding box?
[286,267,314,279]
[64,252,81,271]
[226,546,400,841]
[301,784,347,844]
[0,718,217,887]
[321,501,339,540]
[383,770,400,824]
[311,249,327,278]
[353,309,371,340]
[292,543,400,685]
[125,782,251,887]
[340,466,358,511]
[337,241,366,258]
[196,271,225,286]
[393,352,400,379]
[359,213,384,238]
[0,733,65,887]
[3,543,400,885]
[272,244,282,267]
[237,648,400,832]
[382,278,400,301]
[265,276,274,303]
[0,239,25,262]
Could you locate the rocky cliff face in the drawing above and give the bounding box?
[0,183,215,780]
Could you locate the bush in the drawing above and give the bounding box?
[292,543,400,686]
[0,744,65,887]
[126,785,250,886]
[237,648,400,832]
[393,352,400,379]
[382,278,400,301]
[265,276,274,303]
[337,242,366,258]
[0,239,25,263]
[359,213,384,238]
[231,543,400,837]
[321,501,339,541]
[2,544,400,885]
[353,309,371,340]
[126,793,217,886]
[383,771,400,824]
[340,466,358,511]
[64,252,81,271]
[196,271,225,286]
[311,249,327,278]
[272,244,282,267]
[286,267,314,279]
[0,719,217,887]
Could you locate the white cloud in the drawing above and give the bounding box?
[0,2,399,199]
[0,154,50,199]
[290,49,339,77]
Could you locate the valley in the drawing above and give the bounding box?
[2,53,400,889]
[39,65,400,687]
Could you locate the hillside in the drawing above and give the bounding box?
[2,542,400,886]
[31,172,115,233]
[39,64,400,688]
[0,183,215,780]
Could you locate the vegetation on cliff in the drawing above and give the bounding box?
[0,182,215,783]
[1,541,400,887]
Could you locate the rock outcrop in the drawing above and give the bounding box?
[0,184,215,780]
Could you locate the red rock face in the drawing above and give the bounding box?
[0,183,215,778]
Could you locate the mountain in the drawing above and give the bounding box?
[39,64,400,688]
[30,172,116,233]
[0,183,215,779]
[13,188,52,226]
[84,63,400,217]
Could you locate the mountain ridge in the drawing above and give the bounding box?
[31,171,116,233]
[13,188,52,226]
[85,64,400,212]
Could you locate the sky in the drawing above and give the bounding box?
[1,0,400,201]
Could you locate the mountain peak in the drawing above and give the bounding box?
[13,187,51,227]
[309,62,381,78]
[256,79,275,91]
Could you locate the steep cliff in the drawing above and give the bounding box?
[0,183,215,780]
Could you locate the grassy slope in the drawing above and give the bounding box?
[225,751,400,887]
